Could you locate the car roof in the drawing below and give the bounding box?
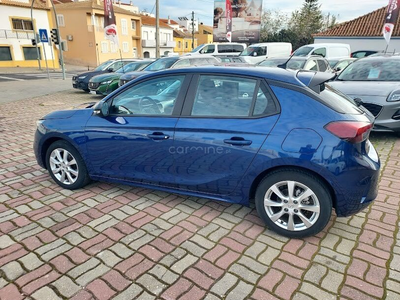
[136,66,304,87]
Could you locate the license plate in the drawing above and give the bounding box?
[89,91,96,95]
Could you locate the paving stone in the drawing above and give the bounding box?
[0,235,15,249]
[304,263,328,284]
[31,286,62,300]
[68,257,100,279]
[112,283,143,300]
[229,263,260,284]
[110,243,134,258]
[51,276,80,298]
[96,250,123,268]
[210,273,238,297]
[137,274,166,296]
[171,254,198,273]
[300,282,336,300]
[0,278,7,289]
[226,280,253,300]
[321,270,344,293]
[0,261,25,280]
[75,263,110,286]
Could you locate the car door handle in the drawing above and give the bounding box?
[224,137,252,146]
[148,132,170,140]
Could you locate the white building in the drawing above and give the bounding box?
[0,0,59,68]
[177,16,198,33]
[141,15,175,58]
[314,6,400,53]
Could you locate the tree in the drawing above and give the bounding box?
[289,0,324,48]
[260,9,289,42]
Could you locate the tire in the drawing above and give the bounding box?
[255,169,332,238]
[45,140,91,190]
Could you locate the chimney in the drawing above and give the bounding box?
[168,16,170,25]
[130,1,133,5]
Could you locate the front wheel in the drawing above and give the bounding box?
[255,169,332,238]
[46,140,91,190]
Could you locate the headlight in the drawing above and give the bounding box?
[101,80,112,85]
[78,75,87,79]
[36,120,46,134]
[387,90,400,102]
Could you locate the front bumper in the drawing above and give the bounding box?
[72,79,89,90]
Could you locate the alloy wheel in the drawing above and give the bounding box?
[49,148,79,185]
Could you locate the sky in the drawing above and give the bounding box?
[134,0,390,26]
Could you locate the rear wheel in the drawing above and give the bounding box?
[255,169,332,238]
[46,140,90,190]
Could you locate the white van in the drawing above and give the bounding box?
[185,43,247,56]
[239,43,292,64]
[293,43,351,60]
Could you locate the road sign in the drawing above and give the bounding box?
[39,29,48,43]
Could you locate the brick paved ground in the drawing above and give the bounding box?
[0,90,399,300]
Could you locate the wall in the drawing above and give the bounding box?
[314,37,400,53]
[142,25,174,57]
[0,5,59,68]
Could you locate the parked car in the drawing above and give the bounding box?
[185,43,246,56]
[351,50,378,58]
[72,59,138,92]
[293,43,351,61]
[329,58,357,73]
[119,55,220,86]
[258,56,332,72]
[34,67,380,238]
[329,55,400,135]
[240,42,292,64]
[88,60,154,95]
[218,56,247,63]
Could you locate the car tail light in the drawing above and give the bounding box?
[324,121,373,143]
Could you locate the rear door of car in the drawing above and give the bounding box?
[172,73,280,196]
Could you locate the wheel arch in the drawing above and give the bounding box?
[41,136,83,170]
[249,165,337,209]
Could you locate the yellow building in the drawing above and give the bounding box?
[195,23,213,46]
[0,0,60,68]
[173,29,197,55]
[55,0,141,67]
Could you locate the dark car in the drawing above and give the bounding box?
[328,58,357,73]
[34,67,380,238]
[351,50,379,58]
[72,59,138,92]
[329,55,400,135]
[118,55,220,86]
[258,56,332,72]
[88,60,154,95]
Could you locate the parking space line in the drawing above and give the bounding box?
[0,76,25,81]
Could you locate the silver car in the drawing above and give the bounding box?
[328,55,400,135]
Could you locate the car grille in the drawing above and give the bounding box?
[89,82,100,89]
[361,103,382,117]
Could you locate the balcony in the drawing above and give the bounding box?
[0,29,34,40]
[142,40,176,48]
[142,39,156,47]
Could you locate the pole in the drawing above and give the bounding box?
[50,0,66,80]
[191,11,195,49]
[49,37,55,70]
[156,0,160,58]
[42,35,50,80]
[30,0,41,70]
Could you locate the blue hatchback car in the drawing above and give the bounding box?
[34,67,380,238]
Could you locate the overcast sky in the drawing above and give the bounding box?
[135,0,390,26]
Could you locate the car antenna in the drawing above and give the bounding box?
[278,52,295,69]
[119,49,125,73]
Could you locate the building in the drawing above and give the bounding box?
[314,6,400,53]
[173,29,197,55]
[141,15,175,58]
[55,0,142,67]
[0,0,60,68]
[177,16,198,33]
[195,23,213,45]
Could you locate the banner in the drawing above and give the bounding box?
[104,0,119,47]
[382,0,400,45]
[213,0,263,43]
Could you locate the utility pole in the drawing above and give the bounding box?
[191,11,195,49]
[156,0,160,58]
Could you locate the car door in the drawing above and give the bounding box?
[84,74,190,187]
[172,74,280,196]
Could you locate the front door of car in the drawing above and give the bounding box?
[173,74,280,196]
[84,74,190,187]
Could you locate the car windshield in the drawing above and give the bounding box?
[258,59,287,67]
[116,62,150,74]
[94,60,113,71]
[338,59,400,81]
[259,59,306,70]
[293,46,313,57]
[144,57,179,71]
[191,44,205,53]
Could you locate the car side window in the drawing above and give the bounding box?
[253,85,278,116]
[312,48,326,57]
[317,59,328,72]
[191,75,257,117]
[305,59,318,71]
[173,59,191,68]
[111,61,123,71]
[110,75,185,116]
[201,45,215,54]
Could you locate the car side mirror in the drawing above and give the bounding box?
[107,68,114,72]
[94,101,110,117]
[354,98,363,107]
[334,67,341,72]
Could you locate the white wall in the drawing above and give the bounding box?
[141,24,174,58]
[314,37,400,53]
[0,5,54,61]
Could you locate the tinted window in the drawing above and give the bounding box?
[200,45,215,54]
[23,47,40,60]
[293,46,313,57]
[111,75,184,115]
[321,84,362,114]
[312,48,326,57]
[232,45,244,52]
[253,85,278,116]
[144,57,179,71]
[218,44,232,53]
[95,60,113,71]
[0,46,12,61]
[173,59,191,68]
[191,75,257,117]
[338,59,400,81]
[317,59,328,72]
[258,59,286,67]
